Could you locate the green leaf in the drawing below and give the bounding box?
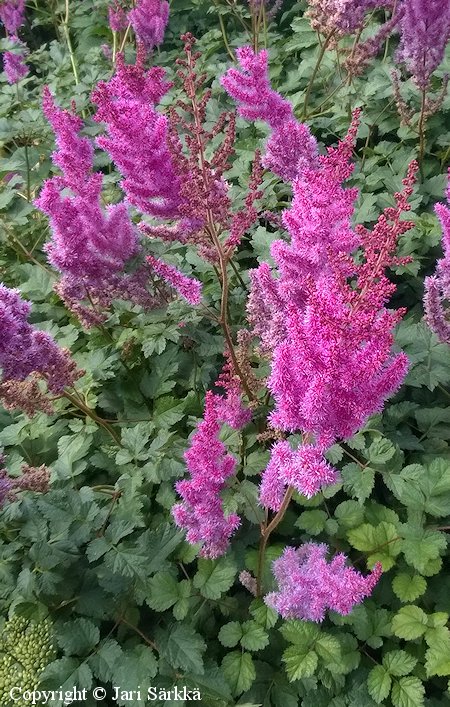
[280,620,320,648]
[334,501,365,529]
[390,676,425,707]
[156,623,206,674]
[401,526,447,574]
[383,651,417,677]
[341,463,375,503]
[113,646,158,707]
[295,509,328,535]
[314,634,341,664]
[116,423,152,464]
[368,438,396,464]
[222,651,256,696]
[392,606,428,640]
[56,618,100,656]
[41,658,93,693]
[250,599,278,629]
[88,639,122,683]
[218,621,242,648]
[240,621,269,651]
[367,665,392,703]
[193,556,237,599]
[392,574,427,602]
[347,522,401,570]
[282,646,318,681]
[146,571,179,612]
[141,523,184,575]
[55,433,93,478]
[425,629,450,676]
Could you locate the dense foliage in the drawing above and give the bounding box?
[0,1,450,706]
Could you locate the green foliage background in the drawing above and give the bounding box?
[0,1,450,705]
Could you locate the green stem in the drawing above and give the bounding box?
[24,143,31,202]
[61,0,80,87]
[63,390,122,445]
[212,0,235,63]
[112,30,118,64]
[418,87,427,177]
[256,487,294,596]
[301,32,334,121]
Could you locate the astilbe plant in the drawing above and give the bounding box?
[128,0,170,52]
[172,45,419,619]
[0,284,81,415]
[424,170,450,343]
[303,0,402,83]
[36,84,201,327]
[3,36,28,84]
[392,0,450,162]
[0,0,25,35]
[0,452,50,508]
[0,0,28,84]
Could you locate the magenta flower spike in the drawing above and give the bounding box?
[128,0,169,52]
[396,0,450,89]
[424,170,450,343]
[0,0,25,35]
[172,391,241,559]
[0,284,79,393]
[265,544,382,621]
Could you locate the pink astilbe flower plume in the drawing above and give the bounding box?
[215,350,252,429]
[306,0,395,39]
[36,88,201,326]
[3,37,28,84]
[146,255,202,306]
[0,0,25,35]
[247,110,415,510]
[172,391,241,559]
[128,0,169,52]
[221,47,318,183]
[108,1,129,32]
[173,349,252,556]
[247,110,361,352]
[260,440,339,511]
[0,285,81,414]
[92,48,182,220]
[396,0,450,90]
[424,170,450,344]
[265,544,382,621]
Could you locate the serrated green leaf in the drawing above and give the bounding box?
[392,574,427,602]
[250,599,278,629]
[315,634,341,664]
[222,651,256,696]
[342,464,375,503]
[218,621,242,648]
[334,500,365,529]
[157,623,206,674]
[392,606,428,640]
[240,621,269,651]
[113,646,157,706]
[367,665,392,703]
[391,676,424,707]
[347,522,401,570]
[425,630,450,677]
[383,651,417,677]
[282,646,318,681]
[193,556,237,599]
[280,620,320,647]
[56,618,100,656]
[146,571,179,611]
[296,509,328,535]
[88,639,122,683]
